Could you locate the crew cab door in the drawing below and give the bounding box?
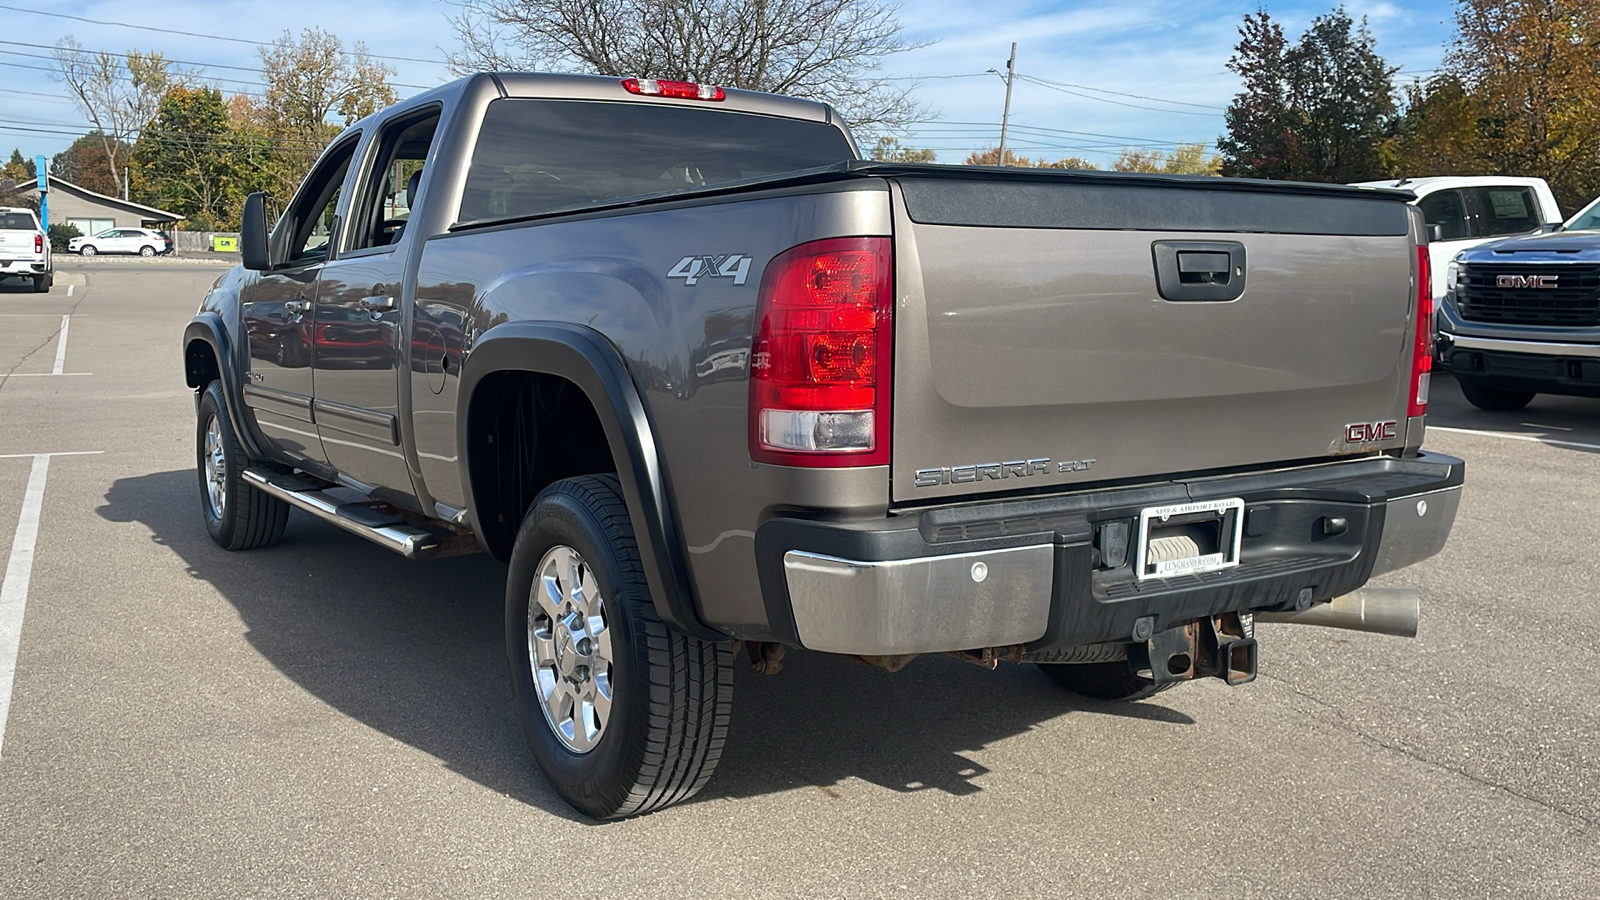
[1419,185,1558,297]
[310,106,441,493]
[238,134,359,465]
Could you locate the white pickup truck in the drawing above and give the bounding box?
[0,207,52,293]
[1353,176,1563,299]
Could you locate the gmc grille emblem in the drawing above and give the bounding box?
[1496,274,1559,289]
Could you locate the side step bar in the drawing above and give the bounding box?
[242,467,441,558]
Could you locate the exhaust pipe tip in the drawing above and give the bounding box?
[1255,586,1420,638]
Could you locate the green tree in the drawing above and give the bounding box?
[132,86,249,230]
[1112,144,1221,174]
[869,137,937,163]
[1283,7,1397,182]
[3,149,37,181]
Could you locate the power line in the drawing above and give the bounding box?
[1014,74,1224,117]
[0,3,450,67]
[0,40,435,91]
[1018,74,1227,110]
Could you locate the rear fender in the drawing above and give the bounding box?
[457,321,717,641]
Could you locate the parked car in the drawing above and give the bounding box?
[68,226,169,256]
[183,72,1462,819]
[0,206,51,292]
[1353,176,1562,298]
[1436,191,1600,410]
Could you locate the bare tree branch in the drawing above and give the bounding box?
[445,0,930,135]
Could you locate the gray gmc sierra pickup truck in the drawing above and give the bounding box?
[182,72,1463,818]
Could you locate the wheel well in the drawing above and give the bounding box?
[186,339,220,388]
[467,371,615,560]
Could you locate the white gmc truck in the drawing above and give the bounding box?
[0,207,52,293]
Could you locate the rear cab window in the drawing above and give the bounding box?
[458,99,855,223]
[1,212,38,230]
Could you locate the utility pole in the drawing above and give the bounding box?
[997,42,1017,166]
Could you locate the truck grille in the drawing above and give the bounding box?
[1456,264,1600,327]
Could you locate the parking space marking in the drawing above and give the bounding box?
[51,315,69,375]
[66,285,73,297]
[0,451,102,761]
[1429,425,1600,453]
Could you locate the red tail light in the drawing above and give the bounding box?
[1409,246,1432,417]
[34,234,43,253]
[749,237,893,467]
[621,78,725,101]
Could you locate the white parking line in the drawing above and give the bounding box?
[51,315,69,375]
[0,450,102,760]
[1429,425,1600,453]
[66,284,74,297]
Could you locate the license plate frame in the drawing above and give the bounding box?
[1134,497,1245,581]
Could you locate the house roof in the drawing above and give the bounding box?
[0,175,185,222]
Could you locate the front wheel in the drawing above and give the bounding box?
[139,245,156,257]
[78,245,96,256]
[1459,381,1535,411]
[506,475,733,819]
[196,381,288,550]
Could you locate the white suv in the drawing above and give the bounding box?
[0,206,52,292]
[69,226,170,257]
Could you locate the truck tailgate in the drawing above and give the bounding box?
[889,175,1419,502]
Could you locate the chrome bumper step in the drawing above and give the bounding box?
[242,467,441,558]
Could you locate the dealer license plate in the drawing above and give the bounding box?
[1135,498,1244,580]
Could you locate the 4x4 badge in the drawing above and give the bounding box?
[668,254,752,286]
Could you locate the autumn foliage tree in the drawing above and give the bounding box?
[1389,0,1600,209]
[1217,7,1395,182]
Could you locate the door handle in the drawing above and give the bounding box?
[283,299,311,314]
[359,295,396,312]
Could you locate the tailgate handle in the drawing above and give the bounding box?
[1152,241,1247,302]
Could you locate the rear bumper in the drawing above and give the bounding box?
[1439,331,1600,398]
[756,453,1463,655]
[0,258,47,275]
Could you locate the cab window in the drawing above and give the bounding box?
[345,107,440,252]
[282,136,359,263]
[1464,187,1540,238]
[1418,190,1470,241]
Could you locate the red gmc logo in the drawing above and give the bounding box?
[1346,420,1399,443]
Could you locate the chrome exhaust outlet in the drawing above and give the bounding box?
[1255,587,1420,638]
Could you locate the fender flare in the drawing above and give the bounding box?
[456,321,718,641]
[183,313,266,460]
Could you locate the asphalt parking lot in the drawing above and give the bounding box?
[1,264,1596,898]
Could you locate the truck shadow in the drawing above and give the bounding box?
[98,469,1193,818]
[1427,373,1600,453]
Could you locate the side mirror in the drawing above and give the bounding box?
[241,192,271,271]
[1426,224,1443,242]
[1535,221,1564,234]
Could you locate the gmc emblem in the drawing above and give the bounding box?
[1496,274,1559,289]
[1346,420,1399,443]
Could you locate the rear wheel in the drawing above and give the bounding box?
[139,245,155,257]
[506,475,733,819]
[1459,381,1535,411]
[32,274,48,293]
[196,381,288,550]
[79,245,96,256]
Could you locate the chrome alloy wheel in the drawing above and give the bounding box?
[529,545,614,753]
[203,414,227,520]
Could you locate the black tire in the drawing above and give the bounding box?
[32,274,48,293]
[1037,653,1176,702]
[1459,381,1535,411]
[139,245,155,257]
[196,381,288,550]
[506,475,733,819]
[79,245,96,256]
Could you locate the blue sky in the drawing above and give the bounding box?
[1,0,1462,169]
